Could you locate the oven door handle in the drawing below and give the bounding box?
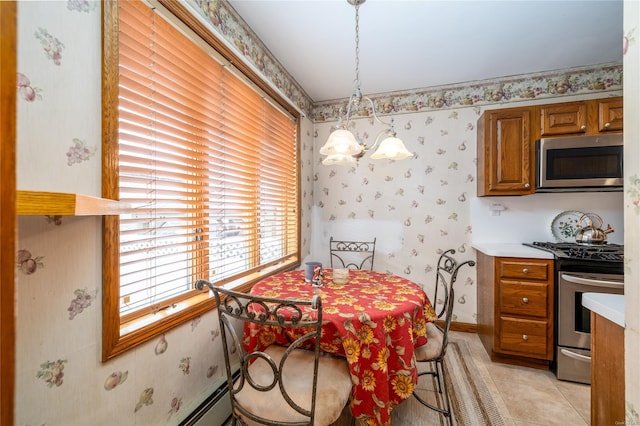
[560,273,624,289]
[560,348,591,362]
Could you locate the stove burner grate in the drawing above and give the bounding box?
[526,241,624,262]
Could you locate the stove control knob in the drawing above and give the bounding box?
[522,334,529,341]
[522,268,529,274]
[522,297,529,304]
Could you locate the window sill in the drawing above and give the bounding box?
[120,291,214,336]
[17,190,131,216]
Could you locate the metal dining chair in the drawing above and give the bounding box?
[195,280,353,426]
[329,237,376,271]
[412,249,476,426]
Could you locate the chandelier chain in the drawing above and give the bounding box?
[354,2,360,89]
[319,0,413,164]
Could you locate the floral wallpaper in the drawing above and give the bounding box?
[16,2,228,425]
[14,0,636,425]
[623,2,640,424]
[17,214,230,426]
[309,107,480,324]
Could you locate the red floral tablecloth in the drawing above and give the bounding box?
[245,269,437,426]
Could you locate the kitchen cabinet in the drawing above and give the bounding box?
[477,253,554,368]
[476,96,623,197]
[591,311,625,425]
[582,294,626,426]
[537,97,623,137]
[477,107,534,196]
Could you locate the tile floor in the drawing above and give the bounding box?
[451,330,591,426]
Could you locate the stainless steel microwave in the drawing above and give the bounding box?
[535,134,623,192]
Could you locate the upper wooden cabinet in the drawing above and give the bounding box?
[477,107,534,196]
[477,96,623,197]
[537,97,623,137]
[597,97,623,133]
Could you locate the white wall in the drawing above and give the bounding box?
[472,192,624,245]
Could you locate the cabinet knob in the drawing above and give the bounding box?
[522,268,529,274]
[580,124,587,131]
[524,183,530,189]
[522,297,529,304]
[604,122,611,129]
[522,334,529,341]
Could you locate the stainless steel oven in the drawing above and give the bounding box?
[523,241,624,384]
[556,271,623,384]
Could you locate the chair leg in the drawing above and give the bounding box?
[436,359,453,426]
[414,359,453,426]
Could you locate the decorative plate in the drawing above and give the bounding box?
[551,210,588,242]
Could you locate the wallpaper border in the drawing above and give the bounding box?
[185,1,622,123]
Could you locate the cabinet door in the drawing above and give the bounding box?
[478,108,533,196]
[597,98,623,132]
[538,102,587,136]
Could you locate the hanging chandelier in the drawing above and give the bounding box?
[319,0,413,166]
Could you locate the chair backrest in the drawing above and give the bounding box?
[431,249,476,354]
[194,280,323,425]
[329,236,376,270]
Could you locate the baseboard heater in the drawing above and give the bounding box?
[179,370,239,426]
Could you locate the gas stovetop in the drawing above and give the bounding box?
[524,241,624,262]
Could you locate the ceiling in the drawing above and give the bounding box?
[227,0,623,103]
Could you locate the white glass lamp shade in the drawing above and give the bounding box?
[319,129,363,156]
[369,136,413,160]
[322,154,357,165]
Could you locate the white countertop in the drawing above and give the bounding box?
[471,242,555,259]
[582,293,625,327]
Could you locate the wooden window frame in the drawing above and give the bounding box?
[1,1,17,423]
[101,0,301,361]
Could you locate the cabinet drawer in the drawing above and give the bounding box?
[498,260,549,280]
[499,316,550,358]
[499,280,549,318]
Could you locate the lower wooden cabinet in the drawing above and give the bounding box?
[478,253,554,368]
[591,311,625,425]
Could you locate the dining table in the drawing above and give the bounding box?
[245,268,437,426]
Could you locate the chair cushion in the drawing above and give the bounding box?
[414,322,444,362]
[236,345,353,426]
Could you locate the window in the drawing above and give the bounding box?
[102,0,300,361]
